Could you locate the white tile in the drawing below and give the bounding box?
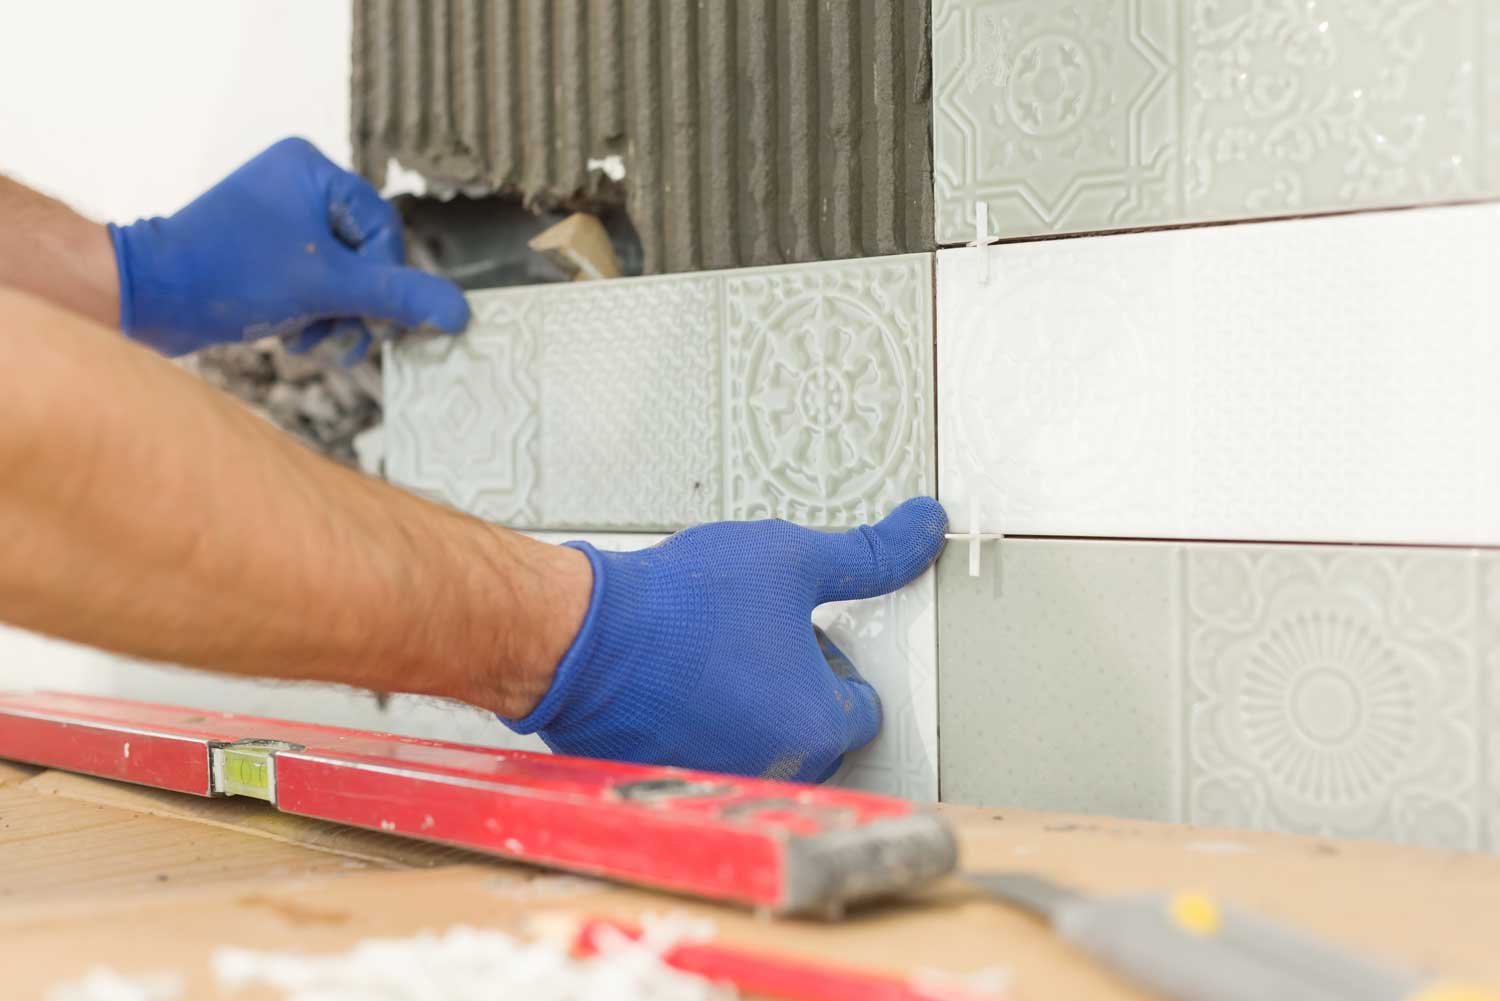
[938,203,1500,546]
[386,254,935,532]
[939,539,1497,852]
[526,533,938,800]
[933,0,1500,243]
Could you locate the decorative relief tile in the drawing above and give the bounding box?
[937,204,1500,546]
[933,0,1500,243]
[386,254,934,532]
[938,539,1495,852]
[539,280,722,529]
[725,256,935,526]
[384,291,540,524]
[1185,548,1479,850]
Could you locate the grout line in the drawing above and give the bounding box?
[983,534,1500,552]
[932,196,1500,250]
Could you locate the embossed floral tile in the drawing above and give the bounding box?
[937,202,1500,546]
[937,538,1500,853]
[385,254,935,532]
[932,0,1500,243]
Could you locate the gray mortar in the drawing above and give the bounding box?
[182,339,383,467]
[351,0,935,275]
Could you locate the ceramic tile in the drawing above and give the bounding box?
[1487,559,1500,851]
[938,539,1496,852]
[387,254,934,532]
[937,203,1500,546]
[524,533,938,800]
[933,0,1500,243]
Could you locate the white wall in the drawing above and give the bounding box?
[0,2,524,746]
[0,1,351,220]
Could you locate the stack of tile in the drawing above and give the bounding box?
[375,0,1500,851]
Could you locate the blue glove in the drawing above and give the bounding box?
[108,137,468,358]
[504,497,948,783]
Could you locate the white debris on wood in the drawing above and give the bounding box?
[912,964,1013,1000]
[47,968,182,1001]
[212,920,735,1001]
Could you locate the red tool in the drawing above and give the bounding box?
[0,691,955,915]
[572,918,1000,1001]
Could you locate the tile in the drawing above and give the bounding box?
[353,0,933,274]
[522,533,939,802]
[937,203,1500,546]
[932,0,1500,244]
[1488,559,1500,851]
[938,539,1182,823]
[387,254,935,532]
[938,539,1495,852]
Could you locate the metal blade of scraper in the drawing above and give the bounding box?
[0,690,957,916]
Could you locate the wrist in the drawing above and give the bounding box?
[470,531,594,720]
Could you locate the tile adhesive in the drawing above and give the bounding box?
[351,0,936,274]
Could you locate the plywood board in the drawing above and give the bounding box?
[4,804,1498,1000]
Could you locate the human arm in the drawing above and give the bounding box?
[0,287,947,780]
[0,174,119,329]
[1,137,468,358]
[0,287,586,715]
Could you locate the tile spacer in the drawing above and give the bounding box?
[967,201,994,285]
[945,498,1004,578]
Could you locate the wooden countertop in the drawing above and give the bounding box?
[1,767,1496,999]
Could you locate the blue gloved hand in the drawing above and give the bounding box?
[504,497,948,783]
[108,137,468,358]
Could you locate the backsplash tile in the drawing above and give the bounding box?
[937,203,1500,546]
[938,539,1498,852]
[388,254,934,532]
[932,0,1500,244]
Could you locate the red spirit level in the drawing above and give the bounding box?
[0,691,956,915]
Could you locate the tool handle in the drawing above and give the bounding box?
[1059,894,1428,1001]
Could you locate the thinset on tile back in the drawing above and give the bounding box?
[387,253,935,532]
[932,0,1500,243]
[353,0,934,273]
[938,203,1500,546]
[938,538,1499,854]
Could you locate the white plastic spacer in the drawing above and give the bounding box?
[943,498,1004,578]
[968,201,991,285]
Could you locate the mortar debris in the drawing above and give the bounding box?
[180,338,383,469]
[211,920,735,1001]
[47,968,182,1001]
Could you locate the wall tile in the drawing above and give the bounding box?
[938,539,1496,852]
[388,254,934,532]
[1487,558,1500,851]
[937,539,1182,822]
[933,0,1500,244]
[523,533,938,800]
[937,203,1500,546]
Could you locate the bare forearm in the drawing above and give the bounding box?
[0,175,118,327]
[0,289,588,715]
